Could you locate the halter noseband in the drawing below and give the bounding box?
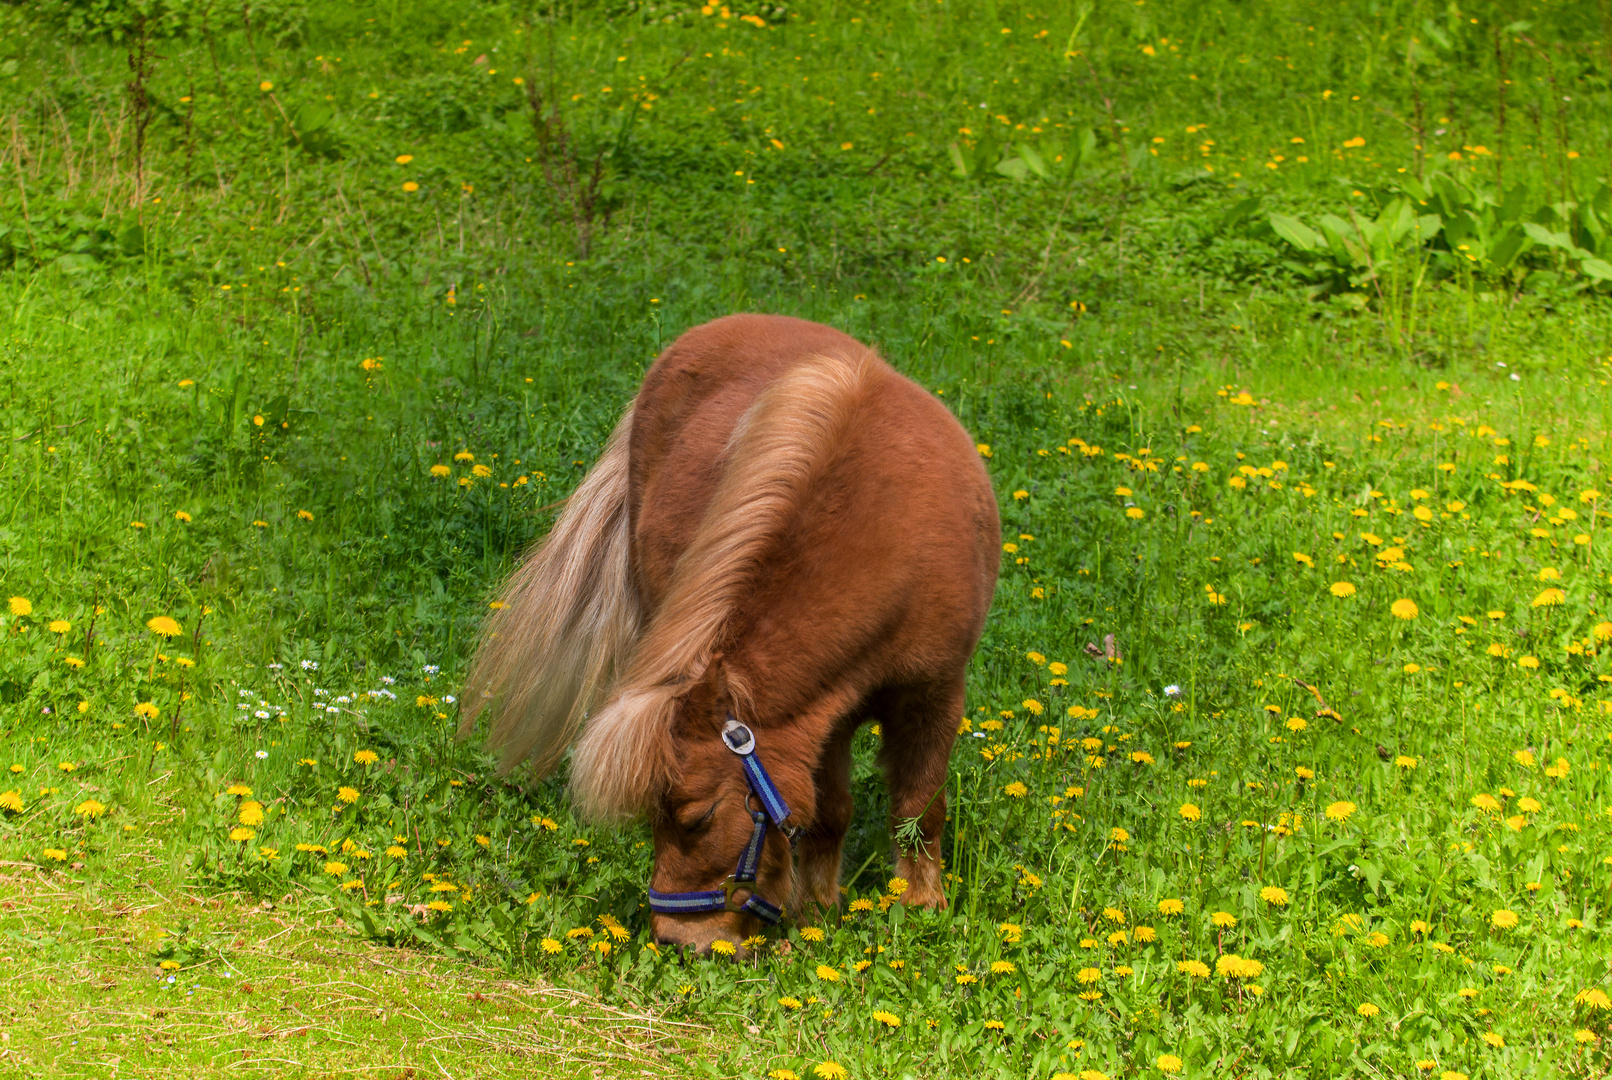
[646,715,797,925]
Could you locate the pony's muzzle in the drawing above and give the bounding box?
[651,909,755,956]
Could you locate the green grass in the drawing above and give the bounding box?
[3,857,702,1076]
[4,2,1612,1078]
[2,858,702,1077]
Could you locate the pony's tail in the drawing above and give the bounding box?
[460,409,642,778]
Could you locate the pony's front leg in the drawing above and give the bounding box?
[878,681,964,909]
[790,724,854,922]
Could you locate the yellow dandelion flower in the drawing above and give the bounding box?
[1357,1001,1380,1017]
[1329,582,1356,598]
[1576,987,1612,1010]
[1179,802,1201,821]
[1325,801,1357,822]
[872,1009,901,1028]
[1216,954,1263,978]
[1390,598,1419,619]
[146,615,183,637]
[337,786,359,803]
[1490,909,1519,929]
[354,750,379,765]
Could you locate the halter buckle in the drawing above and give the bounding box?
[721,717,756,755]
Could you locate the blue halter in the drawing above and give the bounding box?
[646,716,797,925]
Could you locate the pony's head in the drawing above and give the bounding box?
[648,662,800,953]
[572,659,798,953]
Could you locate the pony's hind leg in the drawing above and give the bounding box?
[791,723,855,922]
[876,680,964,909]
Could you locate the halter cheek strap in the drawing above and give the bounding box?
[647,716,797,926]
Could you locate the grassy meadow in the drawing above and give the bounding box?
[3,1,1612,1077]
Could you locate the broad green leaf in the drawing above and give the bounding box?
[1489,225,1528,269]
[1522,221,1572,251]
[1015,142,1050,179]
[1073,126,1096,164]
[1268,212,1319,252]
[1580,256,1612,281]
[993,156,1029,181]
[1219,196,1262,230]
[946,142,970,178]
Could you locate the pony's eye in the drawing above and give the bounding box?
[679,801,718,832]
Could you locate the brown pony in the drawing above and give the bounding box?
[462,314,999,951]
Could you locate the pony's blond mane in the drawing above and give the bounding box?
[569,349,878,820]
[459,409,642,776]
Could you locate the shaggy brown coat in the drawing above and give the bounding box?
[463,314,999,949]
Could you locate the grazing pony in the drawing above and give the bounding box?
[462,314,999,951]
